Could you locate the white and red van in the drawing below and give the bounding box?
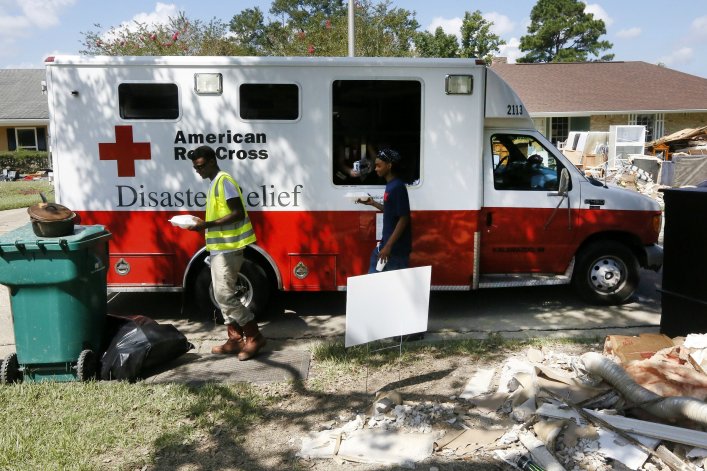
[44,55,663,316]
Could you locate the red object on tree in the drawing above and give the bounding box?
[297,31,305,40]
[307,44,315,55]
[325,19,332,29]
[172,32,179,41]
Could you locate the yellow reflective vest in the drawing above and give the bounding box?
[205,171,256,252]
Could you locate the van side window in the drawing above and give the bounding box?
[491,134,562,191]
[332,80,421,186]
[239,84,299,120]
[118,83,179,120]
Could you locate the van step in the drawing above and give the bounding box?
[478,273,571,289]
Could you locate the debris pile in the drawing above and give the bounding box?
[297,333,707,470]
[647,126,707,158]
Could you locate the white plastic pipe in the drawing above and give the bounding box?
[581,352,707,425]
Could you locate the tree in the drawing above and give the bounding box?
[354,0,419,57]
[229,0,419,57]
[81,1,420,59]
[80,12,242,56]
[414,27,459,58]
[459,10,505,63]
[517,0,614,63]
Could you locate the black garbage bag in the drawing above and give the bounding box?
[100,314,194,381]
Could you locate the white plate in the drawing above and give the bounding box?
[168,215,202,229]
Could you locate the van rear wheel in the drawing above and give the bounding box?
[194,259,270,322]
[572,241,639,305]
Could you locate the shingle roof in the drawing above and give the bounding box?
[0,69,48,120]
[490,61,707,115]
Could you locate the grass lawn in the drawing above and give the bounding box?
[0,381,265,470]
[0,180,54,211]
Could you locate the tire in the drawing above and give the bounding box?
[572,241,639,305]
[194,259,271,322]
[76,349,97,382]
[0,352,21,384]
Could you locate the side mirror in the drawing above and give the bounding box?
[558,168,570,195]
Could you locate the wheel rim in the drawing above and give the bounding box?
[588,256,627,294]
[209,273,254,308]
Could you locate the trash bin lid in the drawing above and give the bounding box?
[0,223,111,254]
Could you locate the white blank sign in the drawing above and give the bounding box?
[345,266,431,347]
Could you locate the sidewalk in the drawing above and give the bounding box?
[0,209,314,383]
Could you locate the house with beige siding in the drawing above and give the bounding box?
[490,60,707,147]
[0,69,49,152]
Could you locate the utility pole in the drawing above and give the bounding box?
[348,0,355,57]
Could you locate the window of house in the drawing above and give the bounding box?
[15,128,38,150]
[119,83,179,120]
[550,117,569,146]
[491,134,564,191]
[629,113,665,142]
[239,84,299,120]
[6,127,47,151]
[332,80,421,186]
[630,114,655,142]
[570,116,590,131]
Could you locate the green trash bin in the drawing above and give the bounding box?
[0,224,111,383]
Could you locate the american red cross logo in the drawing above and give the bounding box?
[98,125,151,177]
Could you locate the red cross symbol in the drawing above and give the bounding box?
[98,125,151,177]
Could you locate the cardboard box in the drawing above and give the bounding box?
[603,333,674,365]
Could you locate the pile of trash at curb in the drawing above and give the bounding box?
[297,333,707,470]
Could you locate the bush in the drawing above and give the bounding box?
[0,150,51,173]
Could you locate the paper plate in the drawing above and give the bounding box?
[168,215,201,229]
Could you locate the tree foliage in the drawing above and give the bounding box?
[80,12,242,56]
[518,0,614,63]
[414,10,505,62]
[80,1,505,60]
[414,27,459,58]
[229,0,419,57]
[459,11,505,62]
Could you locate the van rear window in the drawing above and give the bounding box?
[118,83,179,120]
[239,84,299,120]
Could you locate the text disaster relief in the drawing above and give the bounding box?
[114,129,304,209]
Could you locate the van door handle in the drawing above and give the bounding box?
[486,212,493,227]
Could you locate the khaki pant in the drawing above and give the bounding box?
[210,251,254,326]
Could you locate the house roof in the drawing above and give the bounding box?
[0,69,48,120]
[490,61,707,115]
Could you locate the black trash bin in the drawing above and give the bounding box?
[659,187,707,337]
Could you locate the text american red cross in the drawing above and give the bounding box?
[98,125,151,177]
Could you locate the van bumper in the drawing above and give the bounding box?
[643,244,663,271]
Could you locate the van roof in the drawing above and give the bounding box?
[45,55,486,69]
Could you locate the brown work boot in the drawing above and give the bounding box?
[238,320,267,361]
[211,323,244,354]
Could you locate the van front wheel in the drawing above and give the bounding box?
[572,241,639,305]
[194,259,271,322]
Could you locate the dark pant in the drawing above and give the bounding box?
[368,246,410,274]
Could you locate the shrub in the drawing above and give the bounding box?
[0,150,51,173]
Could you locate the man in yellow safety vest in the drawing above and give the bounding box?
[188,145,266,361]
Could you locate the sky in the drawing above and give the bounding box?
[0,0,705,78]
